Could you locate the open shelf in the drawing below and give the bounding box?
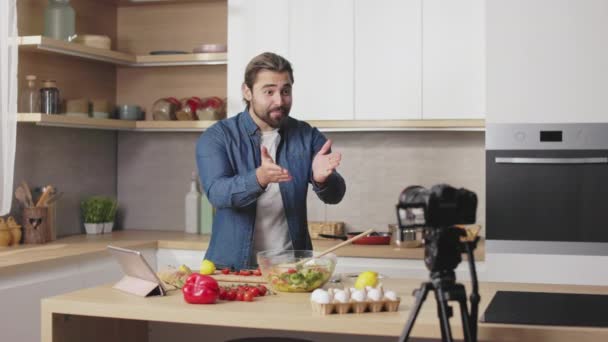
[18,36,227,67]
[18,114,484,132]
[18,114,135,130]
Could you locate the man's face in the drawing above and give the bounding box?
[243,70,293,129]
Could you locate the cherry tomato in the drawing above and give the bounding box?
[243,292,254,302]
[252,269,262,276]
[221,268,230,275]
[226,290,237,301]
[218,288,227,300]
[248,287,260,297]
[286,268,297,274]
[236,291,244,301]
[257,285,267,296]
[239,270,252,276]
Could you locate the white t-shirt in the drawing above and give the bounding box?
[251,129,293,264]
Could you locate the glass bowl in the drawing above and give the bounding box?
[257,250,337,293]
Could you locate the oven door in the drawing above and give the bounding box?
[486,150,608,243]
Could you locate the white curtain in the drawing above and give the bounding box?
[0,0,18,215]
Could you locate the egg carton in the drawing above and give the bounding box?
[311,298,401,315]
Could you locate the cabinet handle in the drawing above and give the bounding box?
[495,157,608,164]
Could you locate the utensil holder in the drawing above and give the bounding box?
[23,207,51,244]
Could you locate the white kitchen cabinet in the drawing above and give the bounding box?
[354,0,422,120]
[0,252,154,342]
[487,0,608,123]
[422,0,485,119]
[227,0,290,116]
[288,0,354,121]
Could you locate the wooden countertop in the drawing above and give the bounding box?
[41,278,608,341]
[0,230,484,271]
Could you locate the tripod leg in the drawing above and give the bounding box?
[457,295,473,342]
[399,283,431,342]
[434,289,454,342]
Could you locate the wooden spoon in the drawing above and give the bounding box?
[36,185,55,207]
[295,228,376,268]
[21,181,34,208]
[15,186,30,208]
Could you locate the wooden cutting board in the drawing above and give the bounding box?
[208,271,266,284]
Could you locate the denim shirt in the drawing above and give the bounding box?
[196,110,346,270]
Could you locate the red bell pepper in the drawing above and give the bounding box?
[182,273,219,304]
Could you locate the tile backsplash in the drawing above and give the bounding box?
[117,130,485,234]
[11,125,117,237]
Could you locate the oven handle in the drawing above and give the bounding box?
[495,157,608,164]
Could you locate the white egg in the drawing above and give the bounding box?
[365,286,373,292]
[367,288,383,301]
[333,290,350,303]
[384,290,398,301]
[351,289,367,302]
[310,289,326,302]
[313,291,332,304]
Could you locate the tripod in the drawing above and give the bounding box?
[399,238,480,342]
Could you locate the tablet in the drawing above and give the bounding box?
[107,245,166,296]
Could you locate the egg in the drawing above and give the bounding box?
[367,288,383,301]
[333,290,350,303]
[351,289,367,302]
[384,290,398,301]
[311,289,332,304]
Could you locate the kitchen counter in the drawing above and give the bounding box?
[0,230,485,271]
[41,278,608,341]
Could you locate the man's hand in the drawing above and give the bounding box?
[312,140,342,185]
[256,146,292,188]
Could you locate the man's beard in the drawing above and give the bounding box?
[252,100,290,128]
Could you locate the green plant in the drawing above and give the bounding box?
[104,198,118,222]
[81,196,117,224]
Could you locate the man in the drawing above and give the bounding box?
[196,52,346,270]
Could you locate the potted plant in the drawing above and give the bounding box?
[102,198,118,234]
[81,197,106,234]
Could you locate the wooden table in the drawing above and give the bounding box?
[41,278,608,342]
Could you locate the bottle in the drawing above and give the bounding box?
[199,183,214,235]
[185,172,201,234]
[20,75,39,113]
[44,0,76,41]
[40,80,60,114]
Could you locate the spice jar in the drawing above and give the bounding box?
[40,80,60,114]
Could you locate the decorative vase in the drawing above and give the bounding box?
[103,222,114,234]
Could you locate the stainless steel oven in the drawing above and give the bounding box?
[486,123,608,255]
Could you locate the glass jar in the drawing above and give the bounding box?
[40,80,60,114]
[44,0,76,41]
[20,75,40,113]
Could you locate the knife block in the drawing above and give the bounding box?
[23,207,51,244]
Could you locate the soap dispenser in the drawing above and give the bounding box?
[185,172,201,234]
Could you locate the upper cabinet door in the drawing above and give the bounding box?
[288,0,354,121]
[227,0,290,116]
[488,0,608,123]
[422,0,485,119]
[355,0,422,120]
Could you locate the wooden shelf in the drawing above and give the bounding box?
[18,114,484,132]
[18,114,135,130]
[135,120,216,131]
[18,36,227,67]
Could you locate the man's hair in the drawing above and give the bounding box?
[243,52,294,107]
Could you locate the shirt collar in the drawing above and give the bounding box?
[240,109,260,136]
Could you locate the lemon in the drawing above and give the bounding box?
[354,271,378,290]
[178,264,192,275]
[200,259,216,275]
